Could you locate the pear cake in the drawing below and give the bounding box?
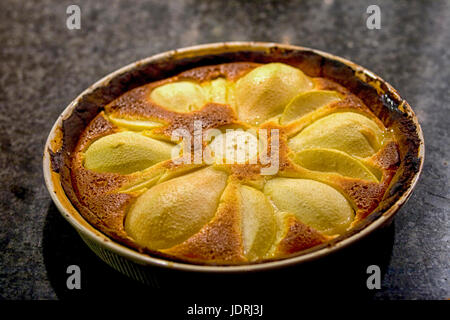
[54,61,402,265]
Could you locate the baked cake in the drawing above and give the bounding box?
[52,61,403,265]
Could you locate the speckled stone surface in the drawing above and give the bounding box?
[0,0,448,300]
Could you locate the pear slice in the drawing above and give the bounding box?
[108,115,163,131]
[292,148,378,182]
[288,112,384,157]
[124,167,228,249]
[150,81,207,112]
[202,77,228,105]
[239,185,276,261]
[84,131,173,174]
[235,63,313,125]
[280,90,341,125]
[264,178,354,235]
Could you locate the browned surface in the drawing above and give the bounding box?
[276,215,328,255]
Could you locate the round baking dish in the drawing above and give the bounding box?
[43,42,424,284]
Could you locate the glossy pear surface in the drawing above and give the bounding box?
[108,115,163,131]
[150,81,207,112]
[236,63,313,125]
[264,178,353,235]
[84,131,173,174]
[289,112,383,157]
[239,185,276,260]
[293,148,378,181]
[125,167,228,249]
[280,90,341,125]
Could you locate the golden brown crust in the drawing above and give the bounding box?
[76,112,117,150]
[370,141,400,170]
[178,62,259,82]
[157,103,237,140]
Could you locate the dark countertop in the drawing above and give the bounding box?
[0,0,448,300]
